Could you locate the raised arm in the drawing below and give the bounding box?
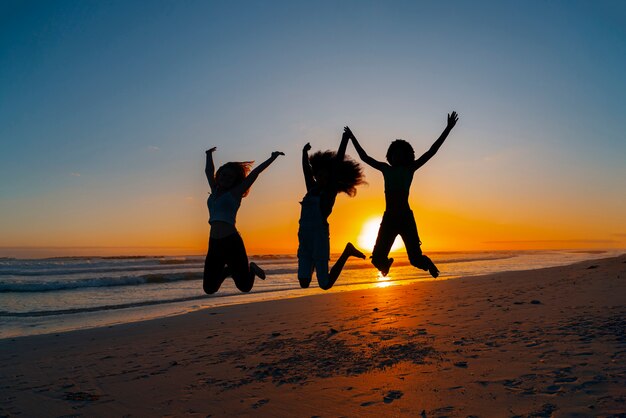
[336,127,350,161]
[302,143,315,192]
[327,127,352,179]
[413,111,458,171]
[345,126,388,171]
[233,151,284,197]
[205,147,217,192]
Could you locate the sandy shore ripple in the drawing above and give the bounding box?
[1,254,625,417]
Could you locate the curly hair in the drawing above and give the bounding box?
[386,139,415,166]
[309,151,366,197]
[215,161,254,197]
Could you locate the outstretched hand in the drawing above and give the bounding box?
[271,151,285,159]
[447,111,459,129]
[303,143,311,152]
[206,147,217,154]
[344,126,354,140]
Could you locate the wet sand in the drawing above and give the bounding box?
[1,254,625,417]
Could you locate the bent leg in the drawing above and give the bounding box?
[203,239,227,294]
[399,211,423,267]
[297,226,315,288]
[297,256,314,288]
[371,214,397,276]
[228,234,256,293]
[315,258,331,290]
[312,223,332,290]
[322,243,366,290]
[400,213,439,278]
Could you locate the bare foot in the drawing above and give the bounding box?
[423,255,439,278]
[250,262,266,280]
[345,242,366,259]
[380,257,394,277]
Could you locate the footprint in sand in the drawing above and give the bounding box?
[527,402,558,416]
[428,406,455,416]
[383,390,403,404]
[543,384,561,394]
[554,376,577,383]
[251,399,269,409]
[63,391,100,401]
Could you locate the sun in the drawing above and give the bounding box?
[357,217,404,253]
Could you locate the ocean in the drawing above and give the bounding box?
[0,249,621,339]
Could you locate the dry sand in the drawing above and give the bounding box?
[1,254,625,417]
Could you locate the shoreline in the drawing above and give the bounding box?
[2,250,623,340]
[0,247,616,261]
[1,254,625,416]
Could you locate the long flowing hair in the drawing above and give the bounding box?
[215,161,254,197]
[309,151,366,197]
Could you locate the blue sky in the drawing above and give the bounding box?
[1,0,625,255]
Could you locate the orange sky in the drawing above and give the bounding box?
[1,2,625,258]
[1,156,624,258]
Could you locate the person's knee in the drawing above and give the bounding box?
[317,275,331,291]
[298,277,311,288]
[235,282,253,293]
[203,282,220,294]
[319,282,332,291]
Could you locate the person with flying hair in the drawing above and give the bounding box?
[298,127,367,290]
[203,147,284,294]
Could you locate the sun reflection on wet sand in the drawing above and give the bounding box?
[375,271,393,288]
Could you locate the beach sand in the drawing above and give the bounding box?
[1,255,624,417]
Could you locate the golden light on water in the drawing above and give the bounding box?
[375,271,393,288]
[357,217,404,253]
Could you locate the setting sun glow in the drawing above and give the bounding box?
[357,217,404,253]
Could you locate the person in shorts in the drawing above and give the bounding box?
[297,128,366,290]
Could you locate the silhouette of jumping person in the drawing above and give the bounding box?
[346,111,459,278]
[203,147,284,294]
[298,127,367,290]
